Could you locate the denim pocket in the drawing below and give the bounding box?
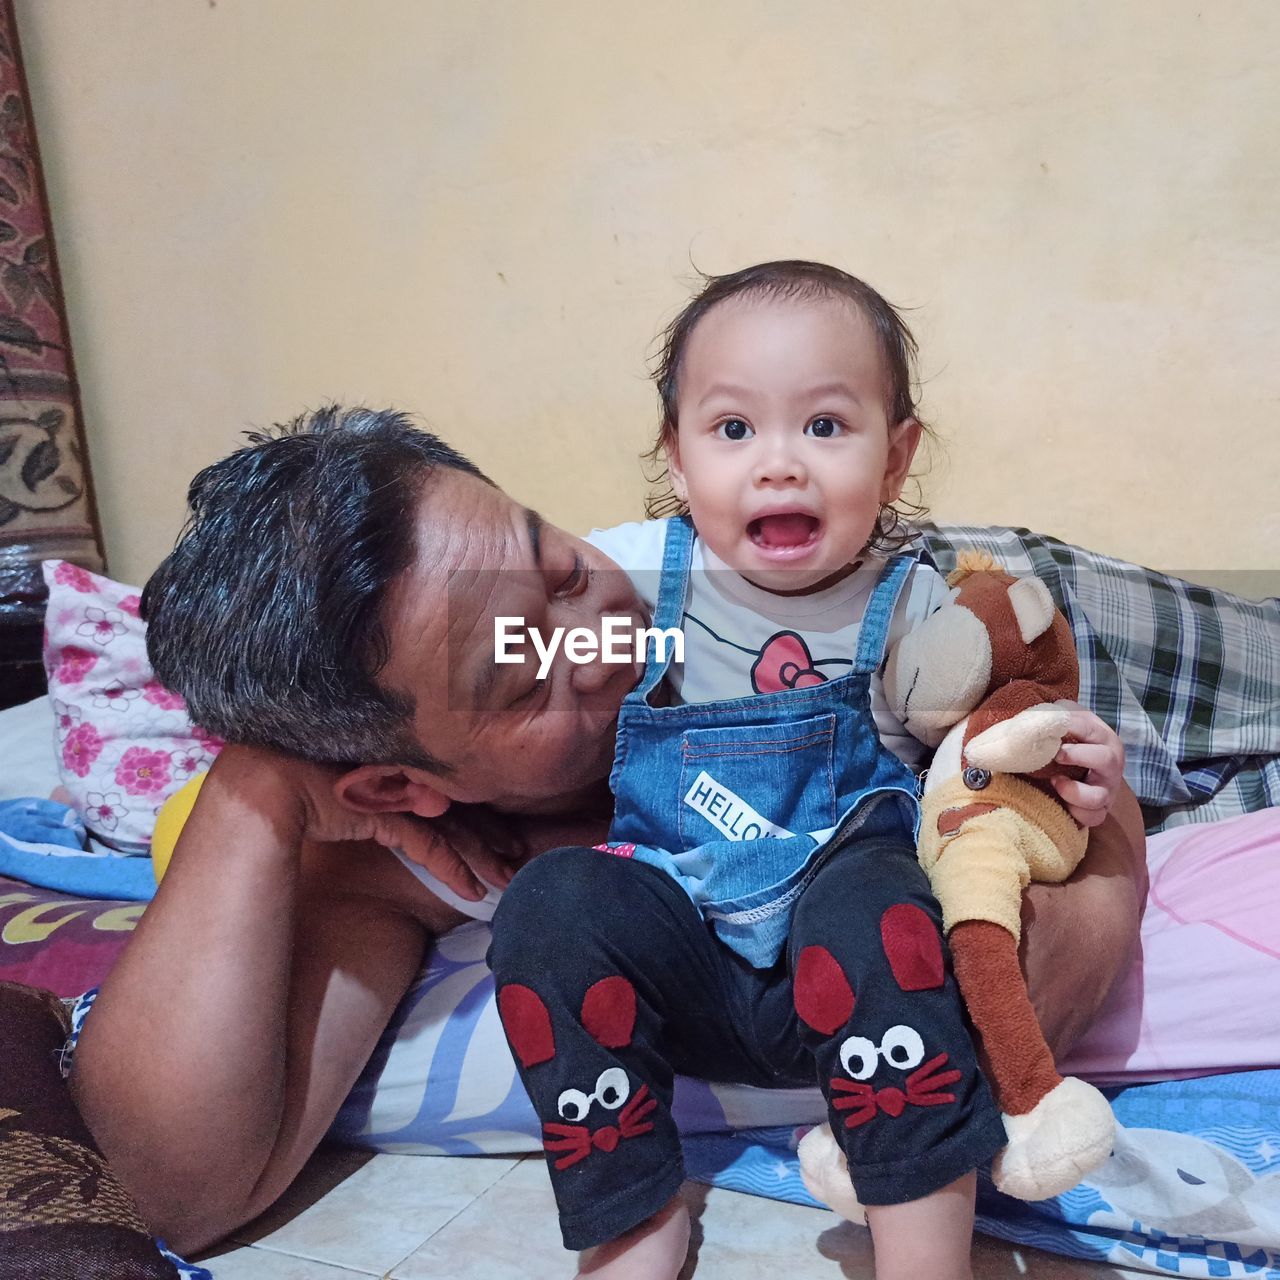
[676,713,837,850]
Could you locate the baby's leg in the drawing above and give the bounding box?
[578,1194,690,1278]
[789,836,1006,1280]
[487,847,762,1279]
[865,1173,977,1280]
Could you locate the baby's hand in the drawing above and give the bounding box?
[1048,701,1126,828]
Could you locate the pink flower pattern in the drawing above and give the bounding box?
[85,791,125,833]
[62,723,105,778]
[55,647,99,685]
[172,748,213,781]
[54,562,96,593]
[52,698,82,734]
[89,683,141,713]
[142,680,186,711]
[77,607,127,647]
[115,746,173,797]
[192,724,225,754]
[46,562,221,845]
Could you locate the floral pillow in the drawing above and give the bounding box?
[40,560,221,853]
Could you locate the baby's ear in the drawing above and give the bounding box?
[664,433,689,503]
[881,417,923,504]
[334,764,451,820]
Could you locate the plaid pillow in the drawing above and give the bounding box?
[912,525,1280,831]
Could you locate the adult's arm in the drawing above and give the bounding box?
[1020,780,1148,1058]
[70,747,472,1255]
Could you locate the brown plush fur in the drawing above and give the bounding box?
[950,921,1065,1115]
[947,560,1079,781]
[923,563,1093,1128]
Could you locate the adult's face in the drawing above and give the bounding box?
[378,467,645,810]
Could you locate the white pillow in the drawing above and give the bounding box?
[41,560,221,852]
[0,695,59,802]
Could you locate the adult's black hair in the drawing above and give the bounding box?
[142,405,490,770]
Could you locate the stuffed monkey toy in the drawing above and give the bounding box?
[799,552,1116,1213]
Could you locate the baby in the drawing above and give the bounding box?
[489,260,1125,1279]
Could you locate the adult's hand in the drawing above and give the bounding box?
[1047,700,1127,828]
[208,746,514,902]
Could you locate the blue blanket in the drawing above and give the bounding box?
[680,1071,1280,1278]
[0,798,157,901]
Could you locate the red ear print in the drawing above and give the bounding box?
[581,976,637,1048]
[498,984,556,1068]
[793,945,856,1035]
[880,904,945,991]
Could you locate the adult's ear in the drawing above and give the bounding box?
[334,764,451,820]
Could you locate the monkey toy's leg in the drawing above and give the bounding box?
[922,791,1115,1200]
[948,917,1113,1198]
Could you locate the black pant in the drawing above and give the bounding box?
[487,836,1005,1250]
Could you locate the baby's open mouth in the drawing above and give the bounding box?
[747,513,821,550]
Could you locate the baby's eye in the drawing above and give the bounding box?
[715,418,753,442]
[805,416,843,438]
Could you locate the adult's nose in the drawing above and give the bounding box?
[567,627,621,696]
[569,649,618,696]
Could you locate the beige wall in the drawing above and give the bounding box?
[16,0,1279,587]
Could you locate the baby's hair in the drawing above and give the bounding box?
[644,259,935,552]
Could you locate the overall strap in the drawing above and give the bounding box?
[634,515,696,699]
[851,554,916,675]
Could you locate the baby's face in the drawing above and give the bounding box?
[667,294,920,593]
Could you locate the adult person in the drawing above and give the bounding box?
[70,407,1146,1256]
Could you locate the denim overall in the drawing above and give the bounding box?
[608,516,922,968]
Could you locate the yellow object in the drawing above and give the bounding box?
[4,903,87,944]
[150,772,209,883]
[918,773,1088,941]
[947,549,999,583]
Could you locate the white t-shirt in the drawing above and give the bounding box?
[585,519,948,772]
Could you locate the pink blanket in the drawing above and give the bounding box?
[1063,807,1280,1083]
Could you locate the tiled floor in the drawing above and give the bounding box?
[197,1145,1153,1279]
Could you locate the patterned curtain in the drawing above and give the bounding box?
[0,1,104,708]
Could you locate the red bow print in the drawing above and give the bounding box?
[542,1084,657,1170]
[751,631,828,694]
[830,1052,961,1129]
